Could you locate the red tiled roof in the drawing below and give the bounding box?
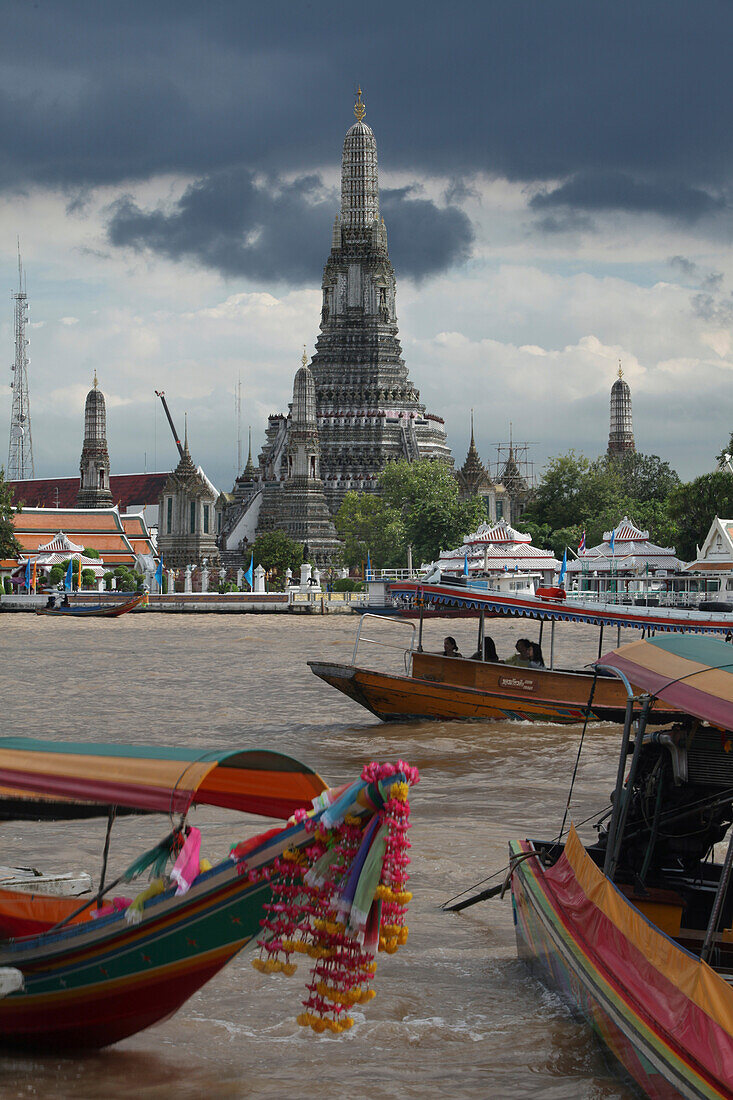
[7,473,169,510]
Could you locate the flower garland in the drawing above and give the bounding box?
[243,761,418,1035]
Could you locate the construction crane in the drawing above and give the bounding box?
[155,390,184,459]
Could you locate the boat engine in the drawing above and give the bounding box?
[604,723,733,879]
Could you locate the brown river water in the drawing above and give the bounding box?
[0,612,640,1099]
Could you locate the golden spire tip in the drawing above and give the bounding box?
[354,86,366,122]
[302,344,308,367]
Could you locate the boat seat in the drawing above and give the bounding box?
[618,883,687,937]
[0,887,93,940]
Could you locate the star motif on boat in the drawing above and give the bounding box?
[186,937,197,948]
[141,952,152,964]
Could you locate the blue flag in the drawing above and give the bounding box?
[154,559,164,590]
[243,554,253,589]
[64,560,74,591]
[366,549,371,578]
[609,529,616,554]
[463,551,469,576]
[559,548,567,586]
[24,559,31,591]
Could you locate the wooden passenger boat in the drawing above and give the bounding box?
[309,582,733,725]
[36,592,146,617]
[309,649,663,723]
[0,738,417,1048]
[509,634,733,1097]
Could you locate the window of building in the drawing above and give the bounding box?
[190,501,196,534]
[167,497,172,534]
[98,469,105,488]
[496,499,504,520]
[203,504,209,534]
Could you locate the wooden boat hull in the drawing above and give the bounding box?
[36,593,146,618]
[308,653,674,724]
[510,832,733,1099]
[0,855,270,1049]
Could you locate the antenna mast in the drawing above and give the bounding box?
[7,240,34,479]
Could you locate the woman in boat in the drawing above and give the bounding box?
[471,637,500,662]
[529,642,546,668]
[505,638,532,667]
[443,636,462,657]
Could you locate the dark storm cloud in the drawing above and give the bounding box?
[6,0,733,250]
[107,171,473,282]
[531,172,725,223]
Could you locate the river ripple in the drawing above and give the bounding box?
[0,613,638,1099]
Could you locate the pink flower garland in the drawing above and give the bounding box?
[245,761,419,1034]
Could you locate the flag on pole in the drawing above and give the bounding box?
[609,528,616,555]
[77,557,82,589]
[463,551,469,576]
[24,559,31,592]
[64,560,74,591]
[243,554,253,589]
[366,549,371,579]
[154,559,164,591]
[559,548,568,587]
[31,560,37,593]
[578,530,586,553]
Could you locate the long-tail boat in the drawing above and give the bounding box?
[509,635,733,1097]
[0,738,418,1048]
[36,592,146,617]
[308,580,733,724]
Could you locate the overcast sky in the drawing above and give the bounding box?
[1,0,732,491]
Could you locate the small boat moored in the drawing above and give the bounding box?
[36,592,147,617]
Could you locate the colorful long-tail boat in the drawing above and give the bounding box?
[0,739,418,1048]
[509,635,733,1097]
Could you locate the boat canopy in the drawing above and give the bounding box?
[598,635,733,729]
[389,580,733,634]
[0,738,327,821]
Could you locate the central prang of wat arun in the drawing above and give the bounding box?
[219,90,453,567]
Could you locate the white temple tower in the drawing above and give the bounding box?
[77,373,113,508]
[608,365,635,457]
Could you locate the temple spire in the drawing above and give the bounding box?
[354,86,366,121]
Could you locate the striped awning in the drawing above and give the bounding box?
[0,738,327,821]
[598,635,733,728]
[390,581,733,633]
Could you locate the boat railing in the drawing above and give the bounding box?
[352,613,418,674]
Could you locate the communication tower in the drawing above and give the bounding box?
[6,243,34,479]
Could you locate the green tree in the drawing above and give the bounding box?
[522,450,681,549]
[379,458,485,564]
[250,531,303,584]
[0,468,21,560]
[48,564,65,587]
[667,472,733,560]
[81,568,96,588]
[334,491,406,569]
[82,547,101,560]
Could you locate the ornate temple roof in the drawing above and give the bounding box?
[436,519,561,574]
[567,515,682,574]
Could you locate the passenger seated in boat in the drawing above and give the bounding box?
[61,594,70,608]
[442,636,462,657]
[529,643,546,669]
[470,637,500,662]
[45,594,56,609]
[505,638,532,667]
